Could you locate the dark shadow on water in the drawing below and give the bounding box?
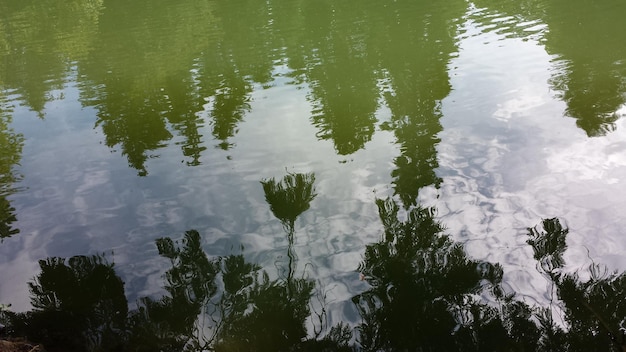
[2,203,626,351]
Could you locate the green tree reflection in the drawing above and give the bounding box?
[0,0,103,116]
[194,0,277,151]
[377,1,465,207]
[299,0,379,156]
[470,0,626,137]
[543,0,626,137]
[0,100,24,240]
[77,0,216,175]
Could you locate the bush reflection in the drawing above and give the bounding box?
[3,198,626,351]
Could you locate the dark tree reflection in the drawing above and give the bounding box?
[261,172,316,309]
[3,255,128,352]
[528,218,626,352]
[261,172,317,234]
[353,198,539,351]
[3,216,626,351]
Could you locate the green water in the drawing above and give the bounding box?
[1,0,626,350]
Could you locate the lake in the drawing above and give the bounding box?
[1,0,626,350]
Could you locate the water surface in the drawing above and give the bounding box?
[1,0,626,349]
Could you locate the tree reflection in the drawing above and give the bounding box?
[377,1,464,207]
[0,103,24,240]
[3,212,626,350]
[77,0,216,175]
[0,0,103,116]
[261,172,316,234]
[353,198,539,351]
[543,0,626,137]
[261,172,316,305]
[3,255,128,352]
[528,218,626,351]
[470,0,626,137]
[301,1,379,156]
[1,0,465,179]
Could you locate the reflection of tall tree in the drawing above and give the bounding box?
[128,230,219,350]
[470,0,626,137]
[379,1,465,207]
[164,76,207,166]
[0,102,24,239]
[194,0,279,151]
[78,0,215,174]
[198,63,252,151]
[261,172,316,288]
[128,229,322,351]
[528,218,626,351]
[354,198,540,351]
[543,1,626,137]
[0,0,103,116]
[4,255,128,352]
[298,1,380,155]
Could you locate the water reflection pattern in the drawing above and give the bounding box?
[2,210,626,351]
[2,0,624,176]
[470,0,626,136]
[1,0,626,351]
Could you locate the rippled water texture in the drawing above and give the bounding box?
[1,0,626,349]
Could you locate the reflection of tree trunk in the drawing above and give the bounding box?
[286,229,296,297]
[261,172,316,297]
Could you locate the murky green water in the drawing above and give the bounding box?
[1,0,626,350]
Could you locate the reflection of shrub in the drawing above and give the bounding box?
[2,217,625,351]
[529,219,626,352]
[3,255,127,352]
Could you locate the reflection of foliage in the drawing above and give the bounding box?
[378,0,463,207]
[527,217,569,273]
[4,255,127,352]
[543,0,626,137]
[528,218,626,352]
[77,0,216,175]
[0,197,19,239]
[3,216,626,350]
[353,198,531,351]
[470,0,626,137]
[128,230,220,351]
[1,230,349,351]
[355,207,626,351]
[0,0,103,115]
[206,73,252,151]
[0,103,24,239]
[305,21,379,156]
[214,269,315,351]
[261,172,317,293]
[93,95,173,176]
[129,229,340,352]
[261,172,317,233]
